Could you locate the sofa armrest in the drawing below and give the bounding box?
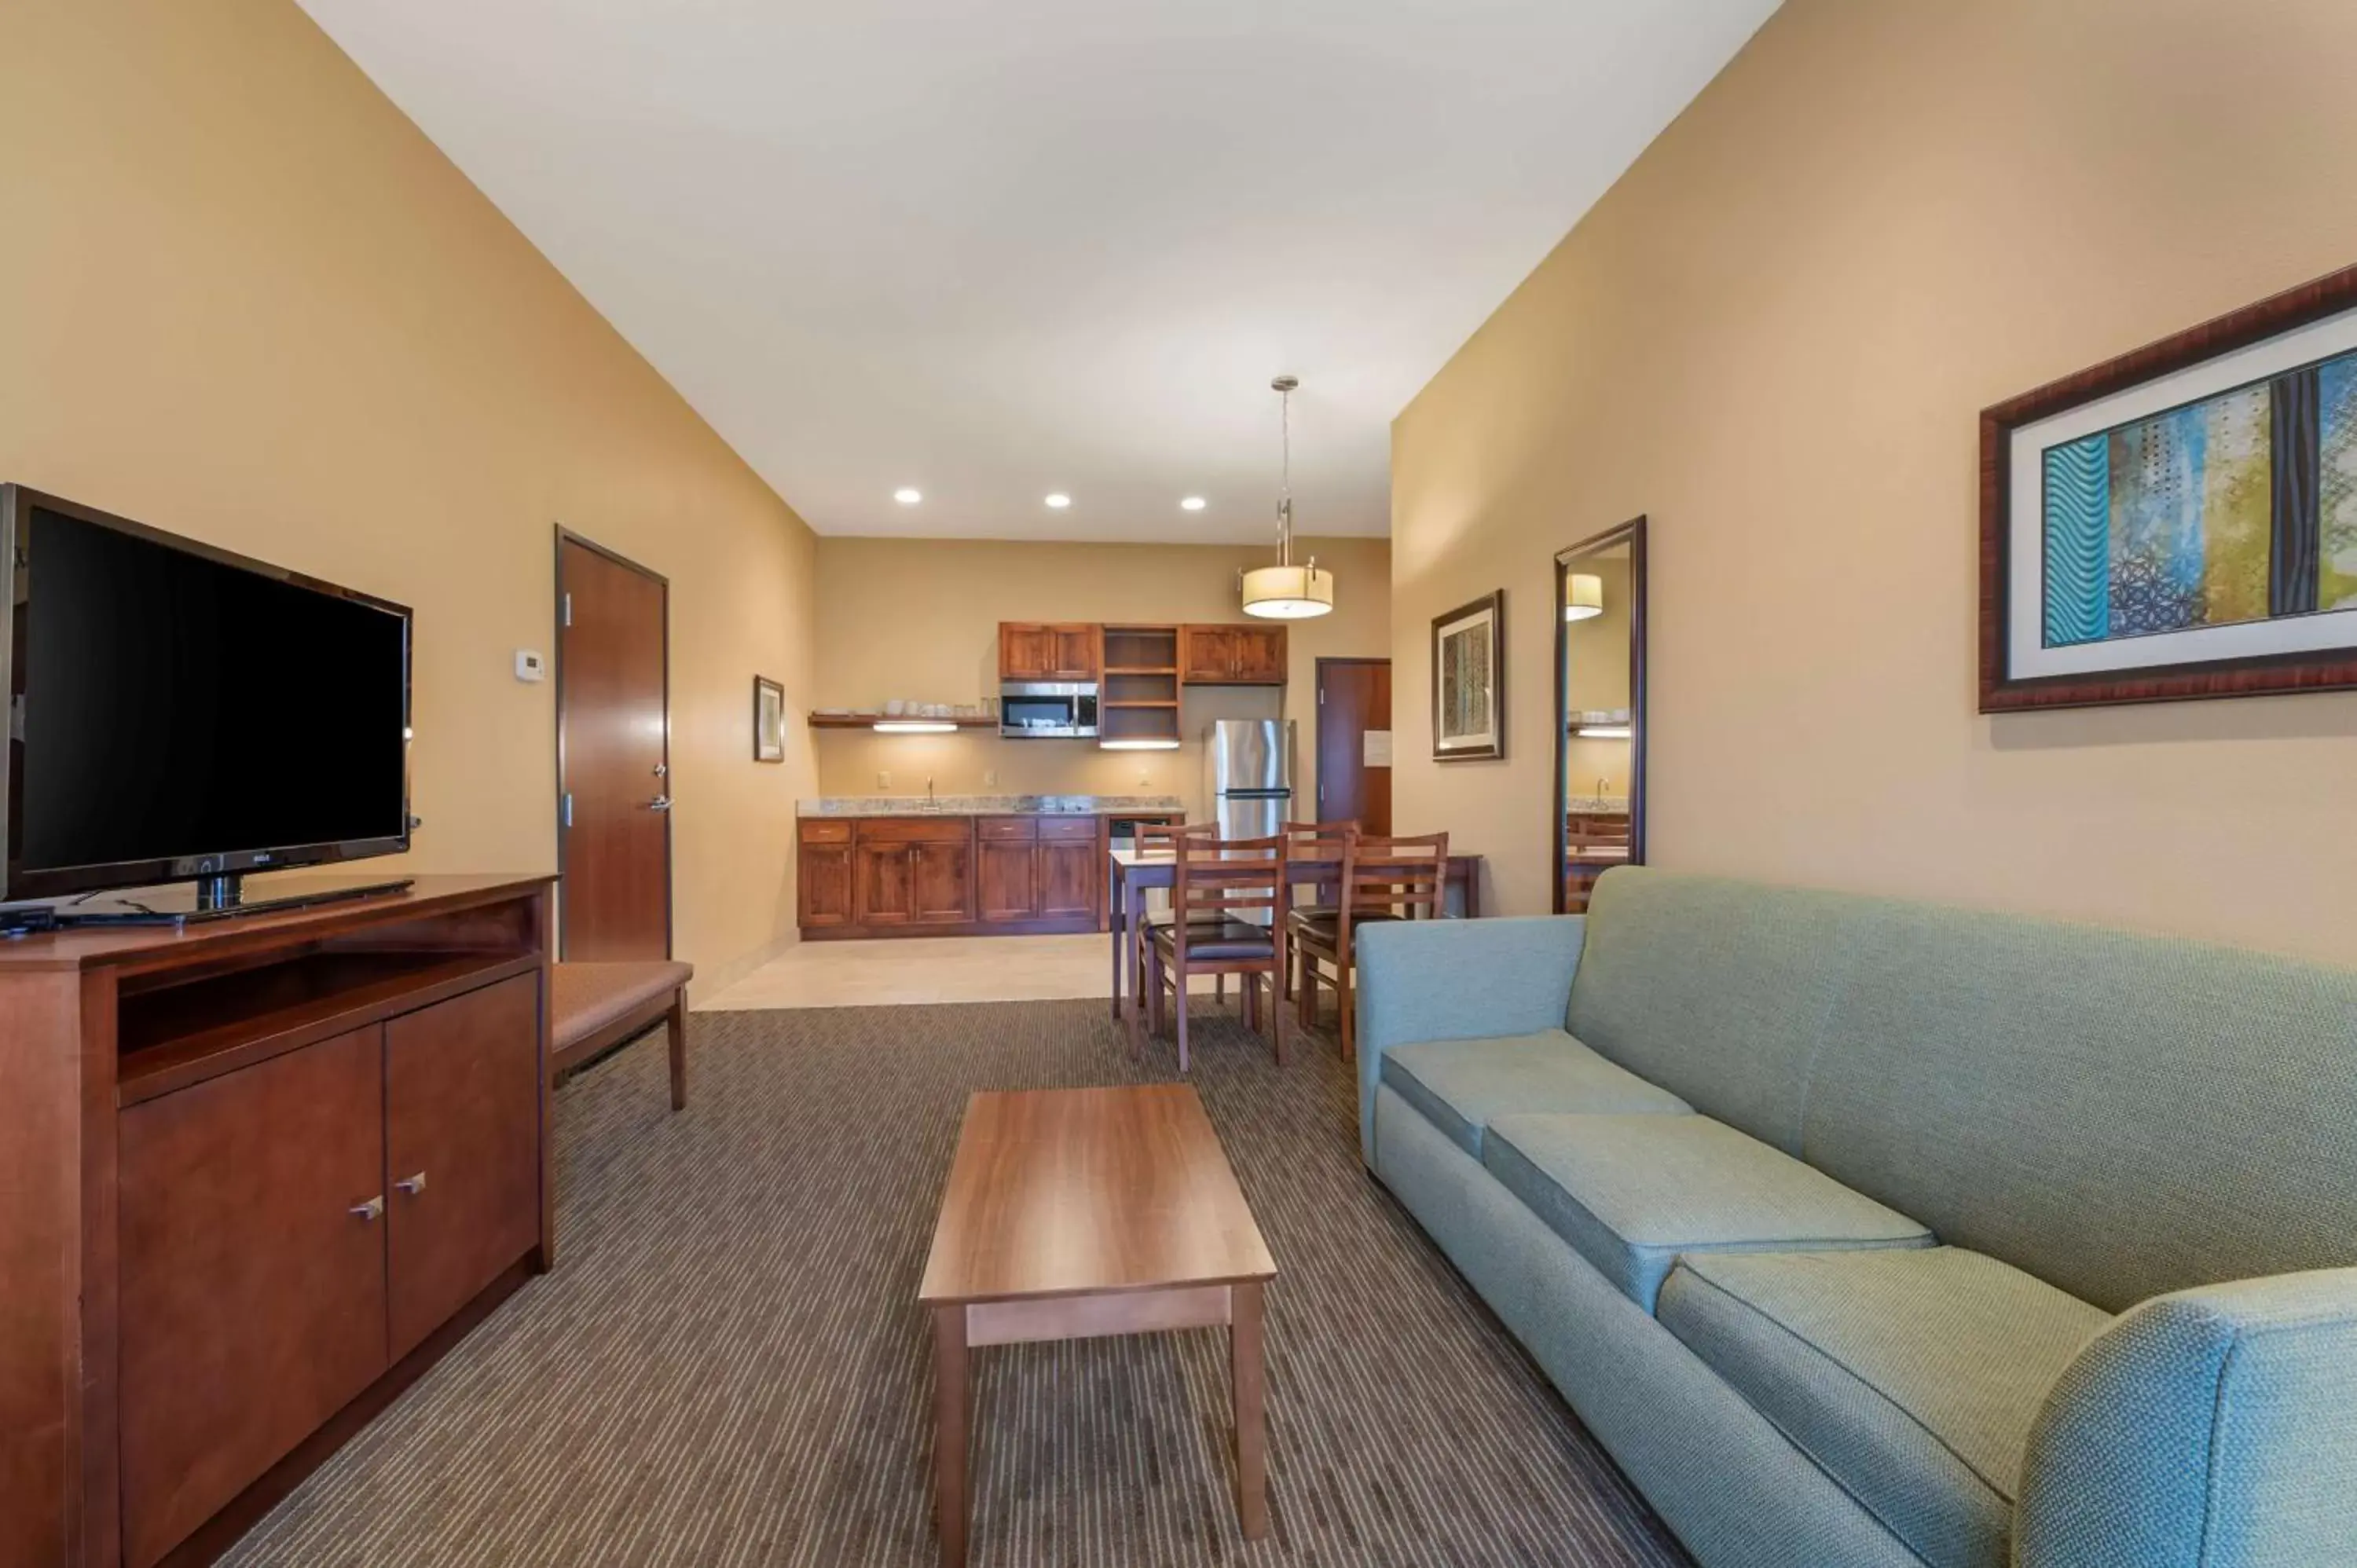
[1352,915,1585,1164]
[2014,1268,2357,1567]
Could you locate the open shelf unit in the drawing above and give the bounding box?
[1098,625,1182,746]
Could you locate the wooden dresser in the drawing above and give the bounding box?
[0,874,555,1568]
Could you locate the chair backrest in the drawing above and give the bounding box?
[1342,833,1449,931]
[1139,820,1216,853]
[1169,833,1289,929]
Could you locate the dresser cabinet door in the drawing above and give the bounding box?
[119,1028,390,1568]
[384,975,543,1360]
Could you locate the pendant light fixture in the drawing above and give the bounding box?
[1239,375,1335,619]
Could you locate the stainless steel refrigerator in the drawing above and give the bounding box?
[1204,720,1295,841]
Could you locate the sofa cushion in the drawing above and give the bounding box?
[1380,1031,1692,1157]
[1658,1247,2109,1568]
[1800,900,2357,1313]
[1566,869,1864,1154]
[1483,1113,1932,1312]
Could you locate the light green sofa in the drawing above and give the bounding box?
[1356,866,2357,1568]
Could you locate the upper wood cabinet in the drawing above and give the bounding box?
[1181,624,1288,685]
[999,622,1101,682]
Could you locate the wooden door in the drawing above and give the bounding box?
[975,822,1039,922]
[1316,658,1392,833]
[1049,625,1101,680]
[1036,820,1099,920]
[797,829,856,928]
[999,623,1054,681]
[1231,626,1289,683]
[910,840,974,924]
[119,1028,389,1568]
[557,533,672,960]
[1181,625,1237,683]
[854,843,915,925]
[383,976,542,1361]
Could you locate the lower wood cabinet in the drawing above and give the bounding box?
[385,976,542,1359]
[119,1028,390,1568]
[852,819,974,926]
[1036,820,1102,921]
[115,972,543,1568]
[801,815,1104,936]
[797,820,855,929]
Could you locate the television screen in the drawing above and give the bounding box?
[5,493,410,899]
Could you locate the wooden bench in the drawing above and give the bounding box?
[551,960,694,1110]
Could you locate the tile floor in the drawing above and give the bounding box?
[699,932,1235,1010]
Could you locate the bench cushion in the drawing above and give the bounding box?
[551,960,692,1046]
[1659,1247,2109,1568]
[1483,1112,1932,1311]
[1380,1031,1691,1157]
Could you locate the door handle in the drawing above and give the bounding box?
[395,1171,427,1196]
[350,1196,386,1222]
[647,795,673,811]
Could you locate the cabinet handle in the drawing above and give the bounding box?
[395,1171,427,1196]
[350,1196,386,1222]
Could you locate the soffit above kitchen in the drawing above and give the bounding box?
[297,0,1779,543]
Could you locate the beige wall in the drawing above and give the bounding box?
[813,537,1391,819]
[1392,0,2357,962]
[1,0,819,994]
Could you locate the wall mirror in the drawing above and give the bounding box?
[1554,516,1646,913]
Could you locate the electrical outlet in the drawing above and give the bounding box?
[982,769,997,788]
[876,771,891,789]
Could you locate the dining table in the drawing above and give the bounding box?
[1106,846,1485,1027]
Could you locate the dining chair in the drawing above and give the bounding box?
[1292,830,1448,1060]
[1563,811,1630,914]
[1135,819,1221,1004]
[1143,833,1288,1071]
[1279,821,1358,1001]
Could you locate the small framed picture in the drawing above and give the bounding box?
[753,676,786,763]
[1431,590,1505,761]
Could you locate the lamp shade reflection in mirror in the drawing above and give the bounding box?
[1555,518,1646,913]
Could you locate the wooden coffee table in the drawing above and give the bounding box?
[918,1085,1277,1565]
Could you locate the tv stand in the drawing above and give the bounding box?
[0,874,554,1567]
[57,873,417,926]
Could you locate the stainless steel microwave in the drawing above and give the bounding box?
[999,681,1098,738]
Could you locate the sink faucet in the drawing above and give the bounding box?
[926,775,937,811]
[1595,776,1611,802]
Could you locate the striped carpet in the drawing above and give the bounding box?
[222,1000,1692,1567]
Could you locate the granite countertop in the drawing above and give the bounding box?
[797,793,1186,819]
[1565,796,1631,813]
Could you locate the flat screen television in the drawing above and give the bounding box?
[1,485,412,916]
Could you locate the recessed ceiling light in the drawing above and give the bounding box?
[893,487,922,505]
[1044,493,1072,509]
[1180,496,1208,511]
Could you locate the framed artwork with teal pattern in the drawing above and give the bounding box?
[1981,264,2357,710]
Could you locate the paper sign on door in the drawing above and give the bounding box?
[1362,730,1394,768]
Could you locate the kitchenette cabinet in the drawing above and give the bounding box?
[1180,623,1288,685]
[798,807,1178,939]
[999,623,1102,683]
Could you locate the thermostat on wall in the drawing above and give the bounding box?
[515,650,547,683]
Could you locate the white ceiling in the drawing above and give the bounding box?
[298,0,1777,543]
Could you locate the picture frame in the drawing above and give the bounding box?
[753,675,786,763]
[1980,262,2357,712]
[1431,590,1505,761]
